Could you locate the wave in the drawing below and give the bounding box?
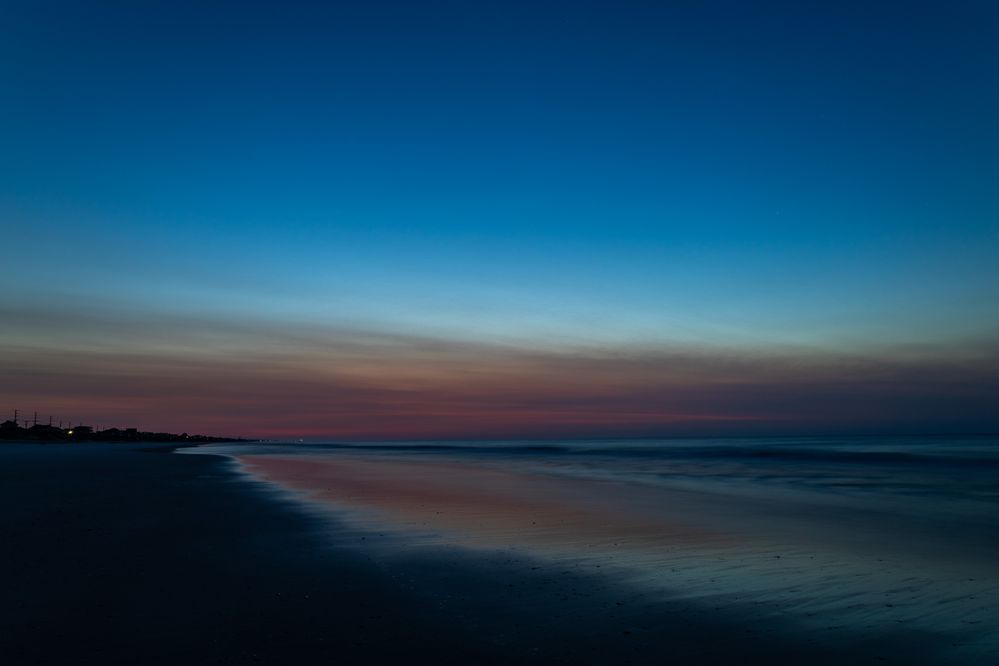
[246,437,999,469]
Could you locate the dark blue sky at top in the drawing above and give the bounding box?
[2,0,998,347]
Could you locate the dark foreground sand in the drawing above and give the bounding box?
[0,443,958,665]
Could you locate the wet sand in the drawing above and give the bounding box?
[237,450,999,664]
[0,442,984,664]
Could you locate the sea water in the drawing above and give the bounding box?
[191,435,999,660]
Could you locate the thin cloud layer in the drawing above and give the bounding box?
[2,307,997,438]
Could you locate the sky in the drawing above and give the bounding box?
[1,0,997,438]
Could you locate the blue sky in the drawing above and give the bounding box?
[1,1,997,435]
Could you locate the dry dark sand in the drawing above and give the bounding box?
[0,443,962,664]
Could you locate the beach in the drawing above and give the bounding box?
[2,439,996,664]
[5,2,998,664]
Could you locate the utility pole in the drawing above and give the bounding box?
[13,408,18,426]
[33,411,38,427]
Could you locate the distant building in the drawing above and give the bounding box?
[29,424,63,435]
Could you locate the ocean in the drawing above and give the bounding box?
[192,435,999,661]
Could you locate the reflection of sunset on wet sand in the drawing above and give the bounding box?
[239,454,727,552]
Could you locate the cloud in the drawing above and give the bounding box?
[1,305,997,438]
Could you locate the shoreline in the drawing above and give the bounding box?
[220,447,992,663]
